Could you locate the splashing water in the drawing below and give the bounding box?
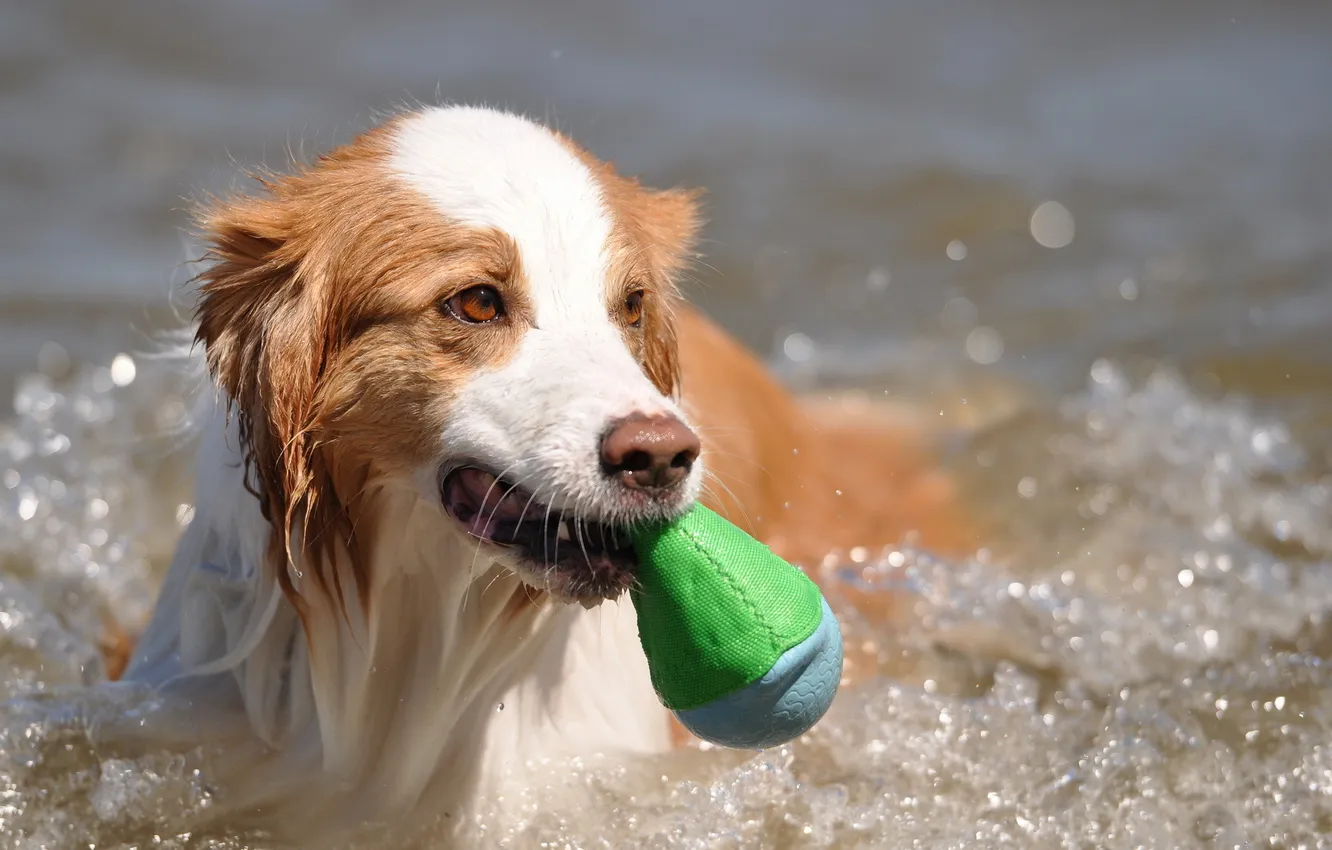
[1,352,1330,849]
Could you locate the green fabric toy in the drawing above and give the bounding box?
[630,505,843,749]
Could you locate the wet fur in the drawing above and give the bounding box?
[113,105,976,842]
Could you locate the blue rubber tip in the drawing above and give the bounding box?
[673,598,843,749]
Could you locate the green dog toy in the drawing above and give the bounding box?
[629,506,843,749]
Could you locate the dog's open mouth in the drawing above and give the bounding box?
[440,467,638,601]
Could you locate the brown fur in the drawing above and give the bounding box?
[193,120,533,621]
[108,114,979,755]
[190,117,707,633]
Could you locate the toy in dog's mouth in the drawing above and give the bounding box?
[440,467,639,602]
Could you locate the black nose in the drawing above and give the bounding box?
[600,413,700,491]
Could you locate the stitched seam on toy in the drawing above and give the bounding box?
[679,527,782,662]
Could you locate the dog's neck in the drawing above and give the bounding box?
[127,409,667,840]
[286,486,552,810]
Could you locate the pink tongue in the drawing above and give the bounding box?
[449,468,531,540]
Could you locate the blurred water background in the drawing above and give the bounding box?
[2,1,1332,847]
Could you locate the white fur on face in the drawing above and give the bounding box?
[122,107,680,843]
[390,107,701,537]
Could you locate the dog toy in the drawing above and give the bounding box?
[629,505,843,749]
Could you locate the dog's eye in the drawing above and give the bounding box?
[446,285,505,324]
[625,290,645,328]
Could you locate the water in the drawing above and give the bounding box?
[3,1,1332,847]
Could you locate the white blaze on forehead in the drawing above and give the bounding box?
[389,106,614,327]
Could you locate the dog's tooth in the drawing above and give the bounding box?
[557,522,572,542]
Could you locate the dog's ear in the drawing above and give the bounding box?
[637,187,702,399]
[194,187,339,603]
[636,186,703,280]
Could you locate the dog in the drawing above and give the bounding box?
[113,105,977,843]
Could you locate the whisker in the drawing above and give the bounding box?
[464,464,524,601]
[701,470,756,530]
[512,482,551,539]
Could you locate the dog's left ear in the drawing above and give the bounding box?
[636,186,703,279]
[636,186,703,399]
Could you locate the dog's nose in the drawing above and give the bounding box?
[600,413,701,491]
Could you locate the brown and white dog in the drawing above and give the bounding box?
[118,105,976,841]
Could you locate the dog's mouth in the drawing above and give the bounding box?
[440,467,638,602]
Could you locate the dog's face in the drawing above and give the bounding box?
[195,107,703,606]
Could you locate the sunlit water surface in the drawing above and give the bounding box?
[4,1,1332,847]
[2,348,1331,849]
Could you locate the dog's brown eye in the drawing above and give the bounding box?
[625,290,645,327]
[446,285,504,324]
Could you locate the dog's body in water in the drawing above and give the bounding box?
[106,105,976,843]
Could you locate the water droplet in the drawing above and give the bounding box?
[1030,201,1075,249]
[109,354,137,387]
[965,327,1004,365]
[18,495,38,520]
[945,239,968,260]
[782,333,814,363]
[1017,477,1038,498]
[497,702,505,711]
[1178,569,1195,588]
[940,296,978,332]
[1089,358,1117,385]
[1118,277,1139,300]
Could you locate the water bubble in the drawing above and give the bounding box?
[965,327,1004,365]
[1030,201,1075,249]
[109,354,137,387]
[1089,358,1117,385]
[940,296,978,332]
[782,333,815,363]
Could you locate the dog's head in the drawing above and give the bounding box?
[194,106,703,612]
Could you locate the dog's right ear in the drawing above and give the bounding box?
[197,192,295,402]
[193,188,331,582]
